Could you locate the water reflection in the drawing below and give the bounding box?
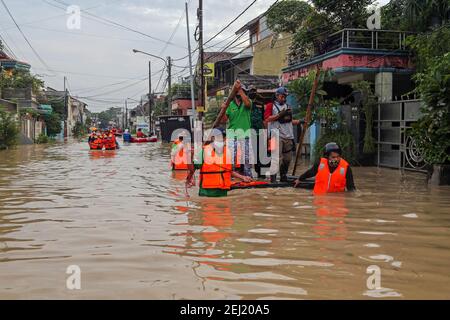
[0,142,449,299]
[313,195,348,241]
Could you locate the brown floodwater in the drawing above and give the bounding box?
[0,141,449,299]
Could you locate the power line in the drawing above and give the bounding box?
[204,0,258,45]
[44,0,186,50]
[1,0,53,73]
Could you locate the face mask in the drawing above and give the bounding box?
[213,141,224,151]
[329,159,340,168]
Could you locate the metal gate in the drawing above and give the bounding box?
[377,99,426,172]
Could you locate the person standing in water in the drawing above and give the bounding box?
[186,129,252,197]
[294,142,356,194]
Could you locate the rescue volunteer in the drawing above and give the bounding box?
[294,142,356,194]
[264,87,300,182]
[136,128,147,138]
[186,129,253,197]
[171,135,189,170]
[222,80,253,178]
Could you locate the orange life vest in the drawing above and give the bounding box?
[313,158,349,195]
[104,134,117,150]
[90,137,103,150]
[172,139,189,170]
[200,144,232,190]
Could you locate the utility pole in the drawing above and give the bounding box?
[167,56,172,116]
[148,61,152,134]
[125,99,128,130]
[185,1,196,122]
[63,76,68,137]
[198,0,204,120]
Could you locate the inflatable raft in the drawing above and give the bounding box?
[130,136,158,143]
[230,179,314,190]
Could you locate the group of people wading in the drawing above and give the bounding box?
[171,80,356,198]
[88,128,120,150]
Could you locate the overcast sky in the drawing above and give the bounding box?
[0,0,388,112]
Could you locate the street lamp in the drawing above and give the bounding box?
[132,49,172,118]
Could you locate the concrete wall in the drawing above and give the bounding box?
[253,33,292,76]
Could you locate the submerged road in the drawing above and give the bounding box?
[0,141,449,299]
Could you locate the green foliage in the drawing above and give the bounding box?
[351,81,377,154]
[312,0,373,28]
[94,107,122,128]
[44,113,62,137]
[72,121,87,139]
[19,108,40,118]
[313,99,340,129]
[411,52,450,164]
[0,109,19,149]
[383,0,449,32]
[0,69,44,94]
[313,128,356,164]
[35,133,50,144]
[204,104,220,128]
[406,25,450,73]
[154,97,169,118]
[286,69,334,117]
[266,0,313,34]
[47,97,66,116]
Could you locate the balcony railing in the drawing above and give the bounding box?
[327,28,410,52]
[288,28,412,67]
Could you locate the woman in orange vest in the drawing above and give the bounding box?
[294,142,356,194]
[185,129,253,197]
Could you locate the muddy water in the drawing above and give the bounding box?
[0,142,449,299]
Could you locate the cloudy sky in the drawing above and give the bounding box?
[0,0,388,112]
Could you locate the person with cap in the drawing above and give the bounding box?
[294,142,356,194]
[248,85,265,178]
[264,86,300,182]
[186,128,253,197]
[221,80,253,178]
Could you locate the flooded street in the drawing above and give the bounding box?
[0,141,449,299]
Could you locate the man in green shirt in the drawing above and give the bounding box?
[222,81,253,177]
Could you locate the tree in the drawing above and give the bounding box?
[382,0,449,32]
[44,113,62,137]
[0,69,44,94]
[266,0,313,34]
[411,52,450,164]
[407,25,450,72]
[0,108,19,149]
[312,0,374,28]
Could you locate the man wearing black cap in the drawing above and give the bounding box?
[294,142,356,193]
[264,86,300,182]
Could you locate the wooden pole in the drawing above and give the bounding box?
[292,65,321,176]
[211,82,240,129]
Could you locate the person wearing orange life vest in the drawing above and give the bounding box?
[104,131,119,150]
[186,128,253,197]
[294,142,356,194]
[171,135,189,170]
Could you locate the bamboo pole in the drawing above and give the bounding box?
[292,65,321,176]
[211,81,241,130]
